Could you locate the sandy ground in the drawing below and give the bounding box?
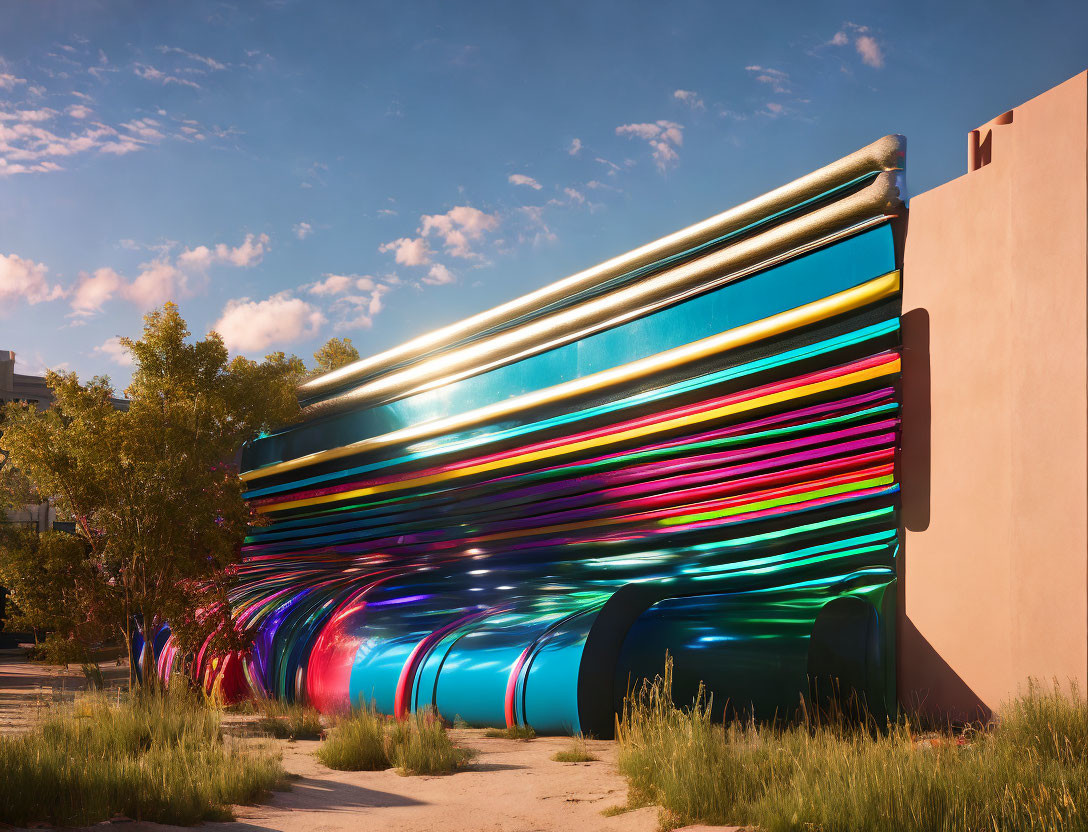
[0,654,741,832]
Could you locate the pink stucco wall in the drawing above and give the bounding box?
[900,71,1088,718]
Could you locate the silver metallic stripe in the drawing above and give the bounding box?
[299,135,906,401]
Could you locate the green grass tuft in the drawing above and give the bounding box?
[616,659,1088,832]
[0,689,285,827]
[316,706,390,770]
[389,709,475,775]
[256,699,324,740]
[551,734,598,762]
[316,706,474,776]
[484,723,537,740]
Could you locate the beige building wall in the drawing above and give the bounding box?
[900,71,1088,718]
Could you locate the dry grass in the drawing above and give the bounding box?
[317,705,474,775]
[0,685,285,827]
[256,699,325,740]
[316,706,389,770]
[616,659,1088,832]
[484,724,537,740]
[551,734,598,762]
[389,709,475,775]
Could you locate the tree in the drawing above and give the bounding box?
[0,527,116,663]
[0,304,302,686]
[312,337,360,375]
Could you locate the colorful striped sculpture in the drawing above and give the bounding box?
[154,136,906,735]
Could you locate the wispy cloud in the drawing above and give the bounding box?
[176,233,269,270]
[0,73,27,90]
[517,205,556,245]
[93,336,133,366]
[673,89,705,110]
[305,272,403,332]
[156,45,227,71]
[293,221,313,240]
[745,65,791,94]
[133,63,201,89]
[854,34,884,68]
[828,22,885,69]
[508,173,542,190]
[69,233,271,316]
[568,137,582,156]
[615,120,684,171]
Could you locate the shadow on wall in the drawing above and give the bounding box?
[898,306,992,723]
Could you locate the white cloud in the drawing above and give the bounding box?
[568,138,582,156]
[70,267,125,315]
[595,157,621,175]
[0,73,26,90]
[214,292,325,353]
[133,63,201,89]
[69,233,270,316]
[424,263,454,285]
[120,118,165,141]
[216,232,268,267]
[157,46,226,71]
[293,221,313,240]
[829,23,885,69]
[70,260,189,314]
[178,232,269,270]
[673,89,705,110]
[124,259,186,308]
[508,173,542,190]
[746,66,791,94]
[518,205,557,245]
[562,187,585,205]
[93,336,133,366]
[855,34,884,68]
[379,236,432,266]
[0,253,64,309]
[0,108,56,123]
[615,120,684,171]
[419,205,500,259]
[176,245,214,271]
[333,281,393,330]
[98,137,145,155]
[0,99,181,172]
[308,273,377,296]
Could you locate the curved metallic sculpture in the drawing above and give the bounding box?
[156,137,906,734]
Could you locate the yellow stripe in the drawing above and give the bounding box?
[257,357,900,513]
[243,271,901,485]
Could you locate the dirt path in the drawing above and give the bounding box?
[1,656,739,832]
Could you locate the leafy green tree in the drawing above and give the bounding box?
[0,303,301,686]
[0,528,115,662]
[312,337,360,375]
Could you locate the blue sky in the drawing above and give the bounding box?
[1,0,1085,388]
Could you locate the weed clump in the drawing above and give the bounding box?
[317,705,473,775]
[0,688,285,827]
[316,706,390,770]
[256,699,324,740]
[484,724,537,740]
[616,659,1088,832]
[551,734,598,762]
